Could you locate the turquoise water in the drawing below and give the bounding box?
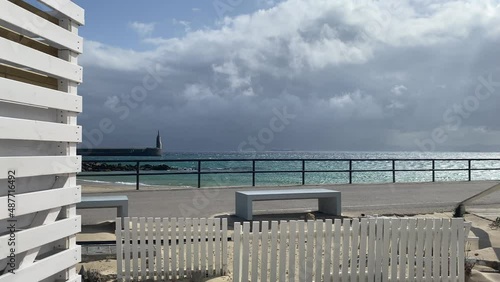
[78,151,500,188]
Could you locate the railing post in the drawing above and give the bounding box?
[432,160,435,182]
[468,160,472,181]
[392,160,396,183]
[252,160,256,187]
[302,160,305,185]
[197,160,201,188]
[349,160,352,184]
[136,161,140,190]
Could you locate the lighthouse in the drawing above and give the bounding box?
[156,130,162,149]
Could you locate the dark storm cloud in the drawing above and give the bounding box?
[78,0,500,152]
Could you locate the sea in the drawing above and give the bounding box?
[78,151,500,188]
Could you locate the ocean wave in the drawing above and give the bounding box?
[79,179,112,184]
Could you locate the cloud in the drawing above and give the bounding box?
[129,21,155,37]
[79,0,500,152]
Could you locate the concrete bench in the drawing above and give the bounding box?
[77,195,129,222]
[235,189,341,220]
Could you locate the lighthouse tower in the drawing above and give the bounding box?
[156,130,162,149]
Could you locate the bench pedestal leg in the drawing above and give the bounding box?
[117,204,128,226]
[318,195,341,215]
[235,194,253,220]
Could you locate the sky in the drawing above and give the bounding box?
[73,0,500,152]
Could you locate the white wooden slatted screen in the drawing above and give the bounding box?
[116,217,229,281]
[232,218,471,282]
[0,0,84,281]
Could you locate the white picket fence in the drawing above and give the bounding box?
[233,218,471,282]
[116,217,471,282]
[116,217,228,281]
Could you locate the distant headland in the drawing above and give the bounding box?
[77,131,163,157]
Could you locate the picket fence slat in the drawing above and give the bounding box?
[154,218,162,280]
[289,220,297,282]
[208,218,214,276]
[241,222,250,282]
[233,222,241,282]
[261,221,269,282]
[298,220,306,282]
[342,220,350,281]
[123,217,131,280]
[269,221,278,282]
[351,219,360,282]
[215,218,221,276]
[333,219,341,281]
[323,219,333,282]
[279,220,287,282]
[390,219,400,281]
[251,221,259,282]
[315,220,323,282]
[117,217,469,282]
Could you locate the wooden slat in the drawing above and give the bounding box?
[449,219,459,281]
[459,222,469,282]
[351,219,360,282]
[374,218,383,282]
[269,221,278,282]
[192,218,199,273]
[221,218,228,275]
[8,0,58,24]
[433,219,443,282]
[0,156,80,178]
[233,222,241,282]
[367,218,376,281]
[260,221,269,282]
[0,246,80,282]
[381,219,391,281]
[289,220,297,281]
[279,221,287,282]
[185,218,192,276]
[214,218,221,276]
[416,219,426,280]
[0,216,80,257]
[342,220,350,281]
[0,186,79,219]
[298,220,306,282]
[0,37,82,82]
[207,218,214,276]
[38,0,85,25]
[171,218,177,280]
[146,218,154,279]
[241,222,250,282]
[333,219,341,282]
[398,219,409,280]
[0,76,81,112]
[123,217,131,280]
[359,218,368,282]
[306,220,314,282]
[314,220,323,282]
[115,218,123,280]
[154,218,162,280]
[200,218,207,275]
[0,64,58,89]
[390,219,400,281]
[425,219,434,281]
[251,221,259,282]
[178,218,185,278]
[0,26,58,56]
[0,117,81,142]
[0,0,83,53]
[407,219,417,279]
[131,218,139,280]
[323,219,333,282]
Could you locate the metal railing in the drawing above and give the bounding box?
[78,158,500,190]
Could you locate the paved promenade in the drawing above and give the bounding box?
[78,181,500,225]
